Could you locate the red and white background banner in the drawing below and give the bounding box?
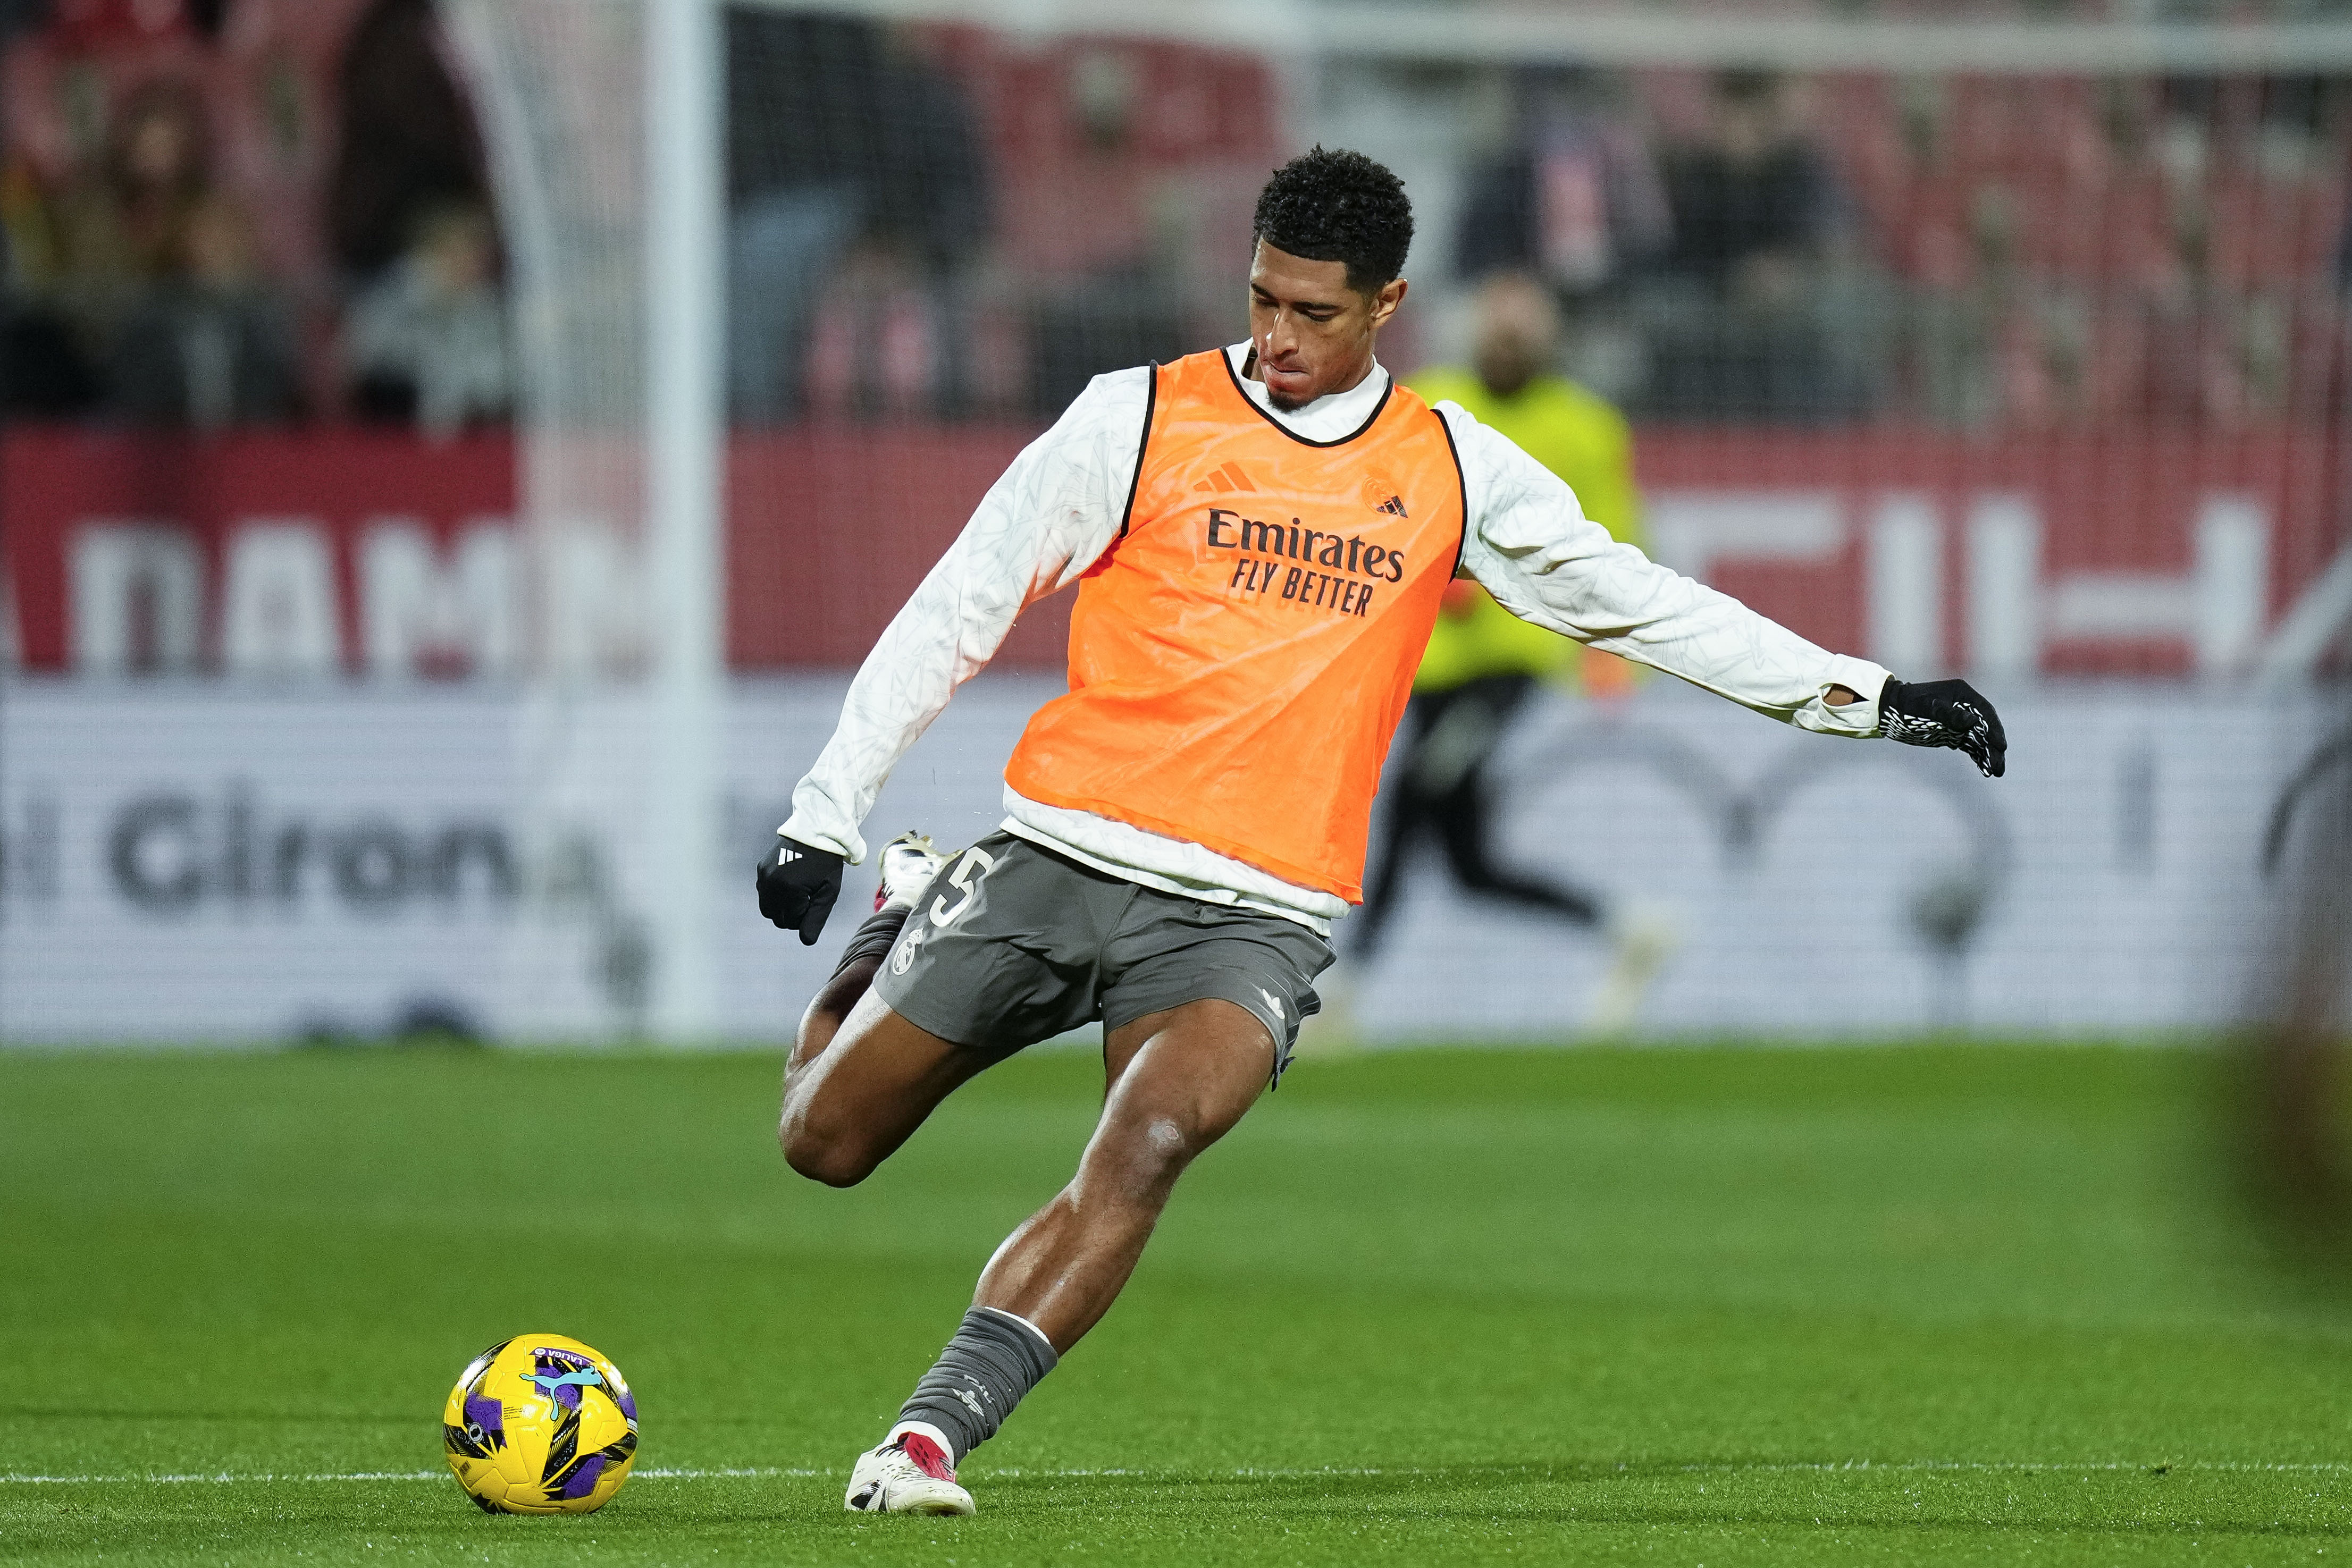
[6,427,2346,681]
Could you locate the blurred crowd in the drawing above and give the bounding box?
[1461,64,2352,426]
[1,0,2347,432]
[725,10,991,423]
[0,0,506,433]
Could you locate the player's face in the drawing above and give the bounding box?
[1247,241,1407,411]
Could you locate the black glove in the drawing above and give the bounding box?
[1878,677,2006,779]
[755,835,845,945]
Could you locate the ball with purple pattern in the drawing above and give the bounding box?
[441,1332,638,1514]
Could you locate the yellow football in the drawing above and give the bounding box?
[441,1334,639,1514]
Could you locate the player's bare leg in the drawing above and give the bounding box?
[791,950,883,1068]
[789,830,945,1066]
[973,997,1275,1350]
[844,997,1277,1514]
[779,833,1014,1187]
[782,991,1013,1187]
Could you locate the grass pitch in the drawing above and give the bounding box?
[3,1042,2346,1565]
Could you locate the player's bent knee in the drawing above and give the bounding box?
[790,1154,872,1190]
[1086,1114,1204,1202]
[778,1110,881,1188]
[783,1131,878,1188]
[1139,1116,1192,1170]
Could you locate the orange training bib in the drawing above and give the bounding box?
[1004,349,1468,901]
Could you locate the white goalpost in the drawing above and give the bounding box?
[444,0,728,1042]
[642,0,729,1041]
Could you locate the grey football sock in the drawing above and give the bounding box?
[894,1306,1059,1462]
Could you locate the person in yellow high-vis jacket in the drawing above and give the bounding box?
[1351,274,1665,1029]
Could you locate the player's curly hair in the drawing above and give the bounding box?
[1251,146,1414,295]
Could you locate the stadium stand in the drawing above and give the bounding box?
[1,3,2347,674]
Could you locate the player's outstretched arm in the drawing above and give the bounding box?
[1440,405,2005,777]
[757,368,1148,942]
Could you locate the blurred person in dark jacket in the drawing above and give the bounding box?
[1457,66,1669,298]
[0,0,87,410]
[726,13,988,421]
[0,157,103,415]
[328,0,491,282]
[1455,66,1668,402]
[1658,70,1839,305]
[1639,69,1871,421]
[110,193,301,426]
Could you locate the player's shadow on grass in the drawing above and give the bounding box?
[984,1462,2336,1539]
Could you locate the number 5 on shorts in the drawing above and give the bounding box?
[929,846,995,928]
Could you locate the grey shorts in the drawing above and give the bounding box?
[871,831,1332,1079]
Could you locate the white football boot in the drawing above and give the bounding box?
[844,1429,975,1516]
[874,831,947,914]
[1586,901,1682,1036]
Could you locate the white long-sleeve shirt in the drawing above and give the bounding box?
[782,344,1891,935]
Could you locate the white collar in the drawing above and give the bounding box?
[1222,342,1390,443]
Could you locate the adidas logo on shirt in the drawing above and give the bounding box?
[1192,462,1257,495]
[1373,494,1408,518]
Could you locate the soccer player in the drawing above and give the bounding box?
[1353,272,1670,1031]
[757,148,2004,1516]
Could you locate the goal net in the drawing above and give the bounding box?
[10,2,2341,1044]
[423,1,2352,1044]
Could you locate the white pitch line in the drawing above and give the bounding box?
[1674,1461,2352,1477]
[0,1467,828,1486]
[1018,1462,2352,1478]
[4,1460,2346,1486]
